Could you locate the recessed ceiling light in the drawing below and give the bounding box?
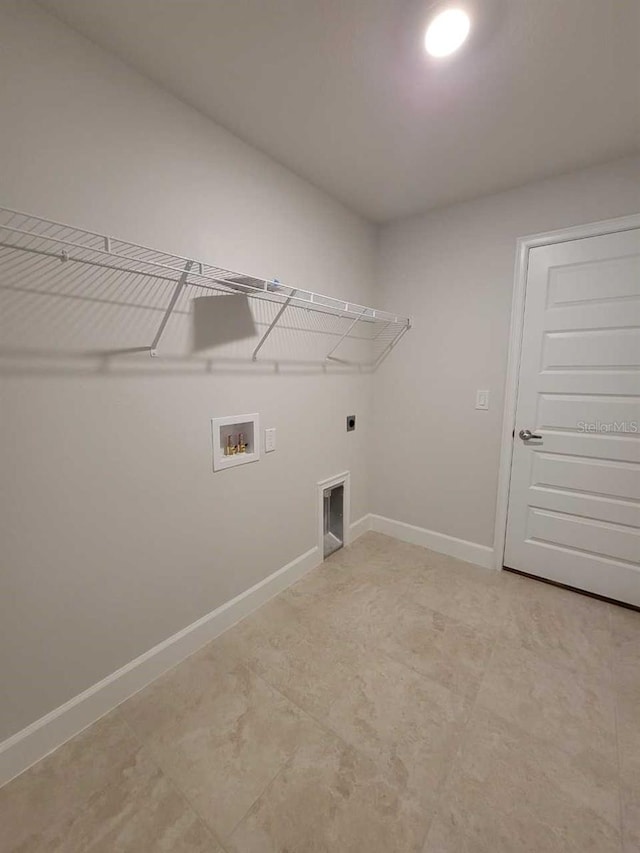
[424,7,471,58]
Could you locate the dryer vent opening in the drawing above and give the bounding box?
[323,484,344,558]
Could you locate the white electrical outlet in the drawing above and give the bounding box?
[475,390,490,410]
[265,427,276,452]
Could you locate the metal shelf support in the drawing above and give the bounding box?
[325,307,367,361]
[252,289,297,361]
[149,260,193,357]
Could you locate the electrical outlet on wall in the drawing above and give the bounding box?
[475,390,490,410]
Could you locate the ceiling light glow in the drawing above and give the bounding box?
[425,8,471,57]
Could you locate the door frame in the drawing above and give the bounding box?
[492,212,640,571]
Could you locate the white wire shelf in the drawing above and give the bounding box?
[0,206,411,368]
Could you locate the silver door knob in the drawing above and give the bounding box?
[519,429,542,441]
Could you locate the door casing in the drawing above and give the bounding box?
[493,213,640,571]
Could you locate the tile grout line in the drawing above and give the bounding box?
[115,709,231,853]
[237,655,446,843]
[247,664,351,748]
[212,658,376,844]
[1,713,152,852]
[284,562,499,686]
[223,734,299,843]
[113,596,376,850]
[249,602,475,741]
[214,664,327,843]
[242,582,502,851]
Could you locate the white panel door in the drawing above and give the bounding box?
[504,228,640,605]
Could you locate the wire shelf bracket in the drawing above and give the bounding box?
[252,289,297,361]
[149,260,194,357]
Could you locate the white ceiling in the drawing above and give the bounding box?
[38,0,640,223]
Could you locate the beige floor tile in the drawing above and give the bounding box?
[619,750,640,853]
[614,655,640,745]
[462,706,618,821]
[2,536,632,853]
[26,748,221,853]
[376,599,495,699]
[501,573,613,679]
[219,592,470,811]
[227,727,430,853]
[395,560,508,635]
[295,575,412,649]
[423,708,621,852]
[279,558,365,611]
[280,530,430,612]
[309,654,471,808]
[476,640,617,761]
[611,610,640,853]
[120,640,242,736]
[212,593,369,685]
[283,550,403,612]
[213,593,305,655]
[610,604,640,658]
[0,711,140,852]
[282,556,494,701]
[219,598,384,730]
[120,652,318,840]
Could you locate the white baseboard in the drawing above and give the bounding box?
[369,514,495,569]
[0,544,321,788]
[0,513,492,787]
[349,514,372,543]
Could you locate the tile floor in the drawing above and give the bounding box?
[1,532,638,852]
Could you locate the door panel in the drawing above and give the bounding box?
[527,508,639,565]
[528,487,639,528]
[537,394,639,431]
[544,301,638,330]
[504,227,640,605]
[532,453,640,501]
[542,328,640,369]
[548,255,640,305]
[529,431,637,462]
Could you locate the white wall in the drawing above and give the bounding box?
[372,155,640,550]
[2,0,638,749]
[0,0,376,741]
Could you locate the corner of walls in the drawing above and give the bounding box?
[369,515,495,569]
[370,153,640,560]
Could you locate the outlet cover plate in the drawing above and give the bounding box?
[265,427,276,452]
[475,390,490,410]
